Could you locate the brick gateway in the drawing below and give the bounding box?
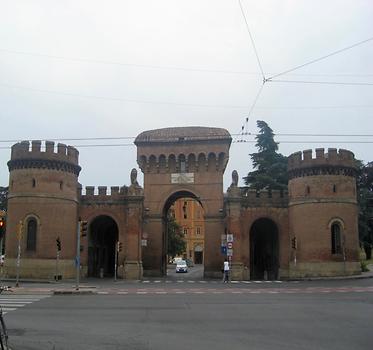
[4,127,360,280]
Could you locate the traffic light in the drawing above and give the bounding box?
[117,241,122,252]
[0,218,5,238]
[291,237,297,250]
[56,237,61,251]
[80,221,88,237]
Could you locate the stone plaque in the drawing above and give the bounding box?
[171,173,194,184]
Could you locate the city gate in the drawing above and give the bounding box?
[135,127,231,277]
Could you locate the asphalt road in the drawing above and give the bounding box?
[4,278,373,350]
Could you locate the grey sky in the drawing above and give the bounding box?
[1,0,372,190]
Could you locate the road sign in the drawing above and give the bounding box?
[227,248,233,257]
[227,242,233,249]
[227,234,233,243]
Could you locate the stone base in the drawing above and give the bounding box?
[119,261,143,280]
[288,261,361,278]
[4,258,76,280]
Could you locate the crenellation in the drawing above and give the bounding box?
[9,140,80,166]
[31,140,42,152]
[98,186,107,196]
[315,148,324,159]
[85,186,95,196]
[45,141,54,153]
[327,148,337,161]
[57,143,67,156]
[288,148,356,172]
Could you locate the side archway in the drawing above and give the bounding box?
[250,218,279,280]
[88,215,118,278]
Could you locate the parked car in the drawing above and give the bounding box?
[175,260,188,273]
[185,258,194,267]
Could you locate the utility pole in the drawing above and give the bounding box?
[76,222,81,290]
[76,220,88,290]
[114,241,118,282]
[55,236,61,281]
[15,220,23,287]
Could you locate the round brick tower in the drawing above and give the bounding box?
[5,140,81,279]
[287,148,360,277]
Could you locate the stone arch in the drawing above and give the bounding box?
[207,152,217,171]
[249,217,279,280]
[87,214,119,278]
[188,153,196,172]
[138,155,147,171]
[178,153,186,172]
[198,153,206,171]
[218,152,225,171]
[168,154,176,173]
[159,154,167,172]
[149,155,157,173]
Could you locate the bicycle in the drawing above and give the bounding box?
[0,286,11,350]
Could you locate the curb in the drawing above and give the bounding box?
[53,290,96,295]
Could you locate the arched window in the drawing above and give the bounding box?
[331,222,342,254]
[26,218,37,251]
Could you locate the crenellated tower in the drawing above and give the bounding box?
[5,140,81,279]
[287,148,360,277]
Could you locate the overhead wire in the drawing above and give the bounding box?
[267,36,373,81]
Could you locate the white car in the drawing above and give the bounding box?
[175,260,188,273]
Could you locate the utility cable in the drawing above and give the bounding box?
[238,0,266,81]
[267,36,373,80]
[267,79,373,86]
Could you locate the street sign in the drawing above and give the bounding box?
[227,242,233,249]
[141,239,147,247]
[227,234,233,243]
[227,248,233,257]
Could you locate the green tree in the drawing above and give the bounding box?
[0,187,8,212]
[167,214,186,259]
[356,161,373,259]
[244,120,288,190]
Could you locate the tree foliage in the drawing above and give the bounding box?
[166,214,186,258]
[0,187,8,212]
[356,161,373,259]
[244,120,288,190]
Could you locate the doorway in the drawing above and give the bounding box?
[250,218,279,280]
[88,215,118,278]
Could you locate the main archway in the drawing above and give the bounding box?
[163,190,204,278]
[250,218,279,280]
[88,215,118,278]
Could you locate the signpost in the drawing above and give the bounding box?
[55,236,61,281]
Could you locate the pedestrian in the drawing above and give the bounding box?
[223,259,229,283]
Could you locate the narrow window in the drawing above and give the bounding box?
[183,201,187,219]
[32,178,36,188]
[26,218,37,251]
[180,160,186,173]
[183,228,188,236]
[60,181,63,190]
[306,186,310,195]
[331,223,342,254]
[196,227,201,235]
[333,184,337,193]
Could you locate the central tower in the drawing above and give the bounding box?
[135,127,231,277]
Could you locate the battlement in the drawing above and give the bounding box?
[226,188,288,208]
[79,186,128,197]
[288,148,356,171]
[10,140,79,165]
